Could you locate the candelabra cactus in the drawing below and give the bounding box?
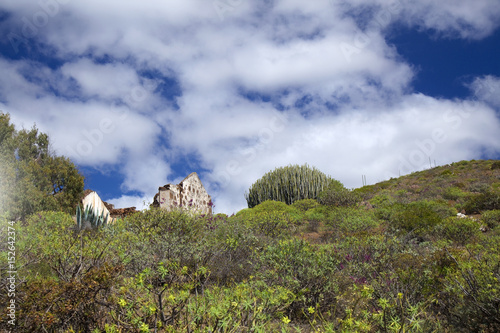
[245,164,344,208]
[76,203,109,230]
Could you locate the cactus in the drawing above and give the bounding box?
[75,203,109,230]
[245,164,344,208]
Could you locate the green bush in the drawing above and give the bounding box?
[303,208,326,233]
[207,217,261,283]
[291,198,320,211]
[255,239,340,317]
[434,216,480,245]
[3,211,123,332]
[442,246,500,332]
[234,200,300,238]
[369,191,396,208]
[481,210,500,229]
[245,164,341,208]
[327,207,380,236]
[464,188,500,213]
[318,187,360,207]
[387,201,450,236]
[443,186,468,201]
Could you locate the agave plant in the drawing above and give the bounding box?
[76,203,109,230]
[245,164,344,208]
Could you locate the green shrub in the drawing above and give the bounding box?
[255,239,340,317]
[208,218,261,283]
[491,160,500,170]
[369,191,396,208]
[124,207,205,241]
[245,164,341,208]
[440,169,453,176]
[434,216,480,245]
[291,198,320,211]
[327,207,380,236]
[481,210,500,229]
[469,182,491,193]
[234,200,300,238]
[303,208,326,233]
[443,186,468,201]
[464,188,500,213]
[5,211,124,332]
[318,187,360,207]
[387,201,448,235]
[442,246,500,332]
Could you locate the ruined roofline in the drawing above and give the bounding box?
[159,172,201,190]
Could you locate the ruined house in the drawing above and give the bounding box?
[152,172,212,215]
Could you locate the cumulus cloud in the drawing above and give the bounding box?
[335,0,500,39]
[468,75,500,109]
[1,0,499,213]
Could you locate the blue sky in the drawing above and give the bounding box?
[1,0,500,214]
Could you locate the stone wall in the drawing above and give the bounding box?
[153,172,212,215]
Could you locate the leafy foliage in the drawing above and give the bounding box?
[318,186,360,207]
[0,112,84,220]
[2,158,500,332]
[434,216,481,245]
[482,210,500,229]
[234,200,301,238]
[384,200,454,237]
[464,188,500,213]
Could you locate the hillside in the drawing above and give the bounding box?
[355,159,500,213]
[2,159,500,332]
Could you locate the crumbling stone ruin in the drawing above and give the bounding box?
[152,172,212,215]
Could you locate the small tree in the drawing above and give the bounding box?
[0,112,84,220]
[245,164,343,208]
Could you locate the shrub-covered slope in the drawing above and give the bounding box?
[1,159,500,332]
[355,159,500,214]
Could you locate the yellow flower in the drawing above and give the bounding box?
[308,306,315,314]
[118,298,127,307]
[231,301,238,307]
[282,316,291,324]
[397,292,403,299]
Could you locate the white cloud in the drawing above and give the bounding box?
[192,95,500,214]
[336,0,500,39]
[1,0,500,214]
[60,59,140,100]
[468,75,500,109]
[106,194,152,211]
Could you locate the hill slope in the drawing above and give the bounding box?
[355,159,500,213]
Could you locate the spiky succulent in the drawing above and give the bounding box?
[245,164,344,208]
[76,203,109,230]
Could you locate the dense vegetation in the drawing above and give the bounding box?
[1,157,500,332]
[0,113,84,221]
[245,164,343,208]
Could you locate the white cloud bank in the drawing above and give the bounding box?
[1,0,500,213]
